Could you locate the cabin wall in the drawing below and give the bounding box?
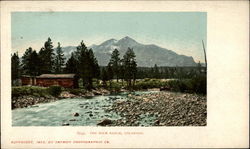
[36,78,76,88]
[21,77,32,85]
[21,77,36,86]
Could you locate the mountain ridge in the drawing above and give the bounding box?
[61,36,197,67]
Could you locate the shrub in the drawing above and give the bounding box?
[111,82,122,92]
[12,86,48,97]
[190,75,207,94]
[48,86,62,97]
[165,75,206,94]
[67,88,86,95]
[107,81,122,92]
[134,78,168,90]
[166,79,191,92]
[92,79,102,89]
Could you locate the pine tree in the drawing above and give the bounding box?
[88,48,100,79]
[122,47,137,88]
[153,64,160,78]
[54,42,65,73]
[93,57,100,79]
[109,49,120,82]
[21,47,40,76]
[131,60,137,86]
[29,50,40,76]
[65,53,78,73]
[75,41,89,89]
[39,37,55,74]
[149,67,154,78]
[11,52,20,85]
[164,67,169,79]
[21,47,33,74]
[107,62,114,88]
[101,68,108,87]
[38,47,46,74]
[119,59,125,85]
[86,49,95,89]
[74,41,100,90]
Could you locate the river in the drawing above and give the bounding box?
[12,91,157,126]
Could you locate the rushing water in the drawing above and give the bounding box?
[12,91,157,126]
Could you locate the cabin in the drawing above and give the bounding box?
[21,75,36,86]
[21,74,79,88]
[36,74,78,88]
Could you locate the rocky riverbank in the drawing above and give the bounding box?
[12,95,58,109]
[58,88,111,98]
[107,91,206,126]
[12,88,111,109]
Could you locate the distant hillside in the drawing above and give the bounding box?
[61,36,197,67]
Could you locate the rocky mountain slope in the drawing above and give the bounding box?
[62,36,197,67]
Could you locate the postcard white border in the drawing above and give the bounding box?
[1,1,249,148]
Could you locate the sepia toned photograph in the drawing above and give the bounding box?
[11,12,207,127]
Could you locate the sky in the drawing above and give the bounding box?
[12,12,207,63]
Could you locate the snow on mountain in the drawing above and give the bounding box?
[61,36,197,67]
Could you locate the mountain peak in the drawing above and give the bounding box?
[99,38,118,47]
[118,36,138,46]
[123,36,132,39]
[120,36,135,41]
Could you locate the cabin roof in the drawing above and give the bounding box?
[36,74,76,79]
[21,75,33,78]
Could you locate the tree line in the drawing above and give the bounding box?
[12,38,66,77]
[11,37,204,89]
[11,37,138,90]
[136,63,204,79]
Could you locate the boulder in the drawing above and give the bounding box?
[97,119,112,126]
[73,113,80,117]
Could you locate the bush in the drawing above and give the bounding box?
[107,81,122,92]
[190,75,207,94]
[112,82,122,92]
[92,79,102,89]
[66,88,86,95]
[165,75,206,94]
[134,78,167,90]
[48,86,62,97]
[12,86,48,97]
[166,79,190,92]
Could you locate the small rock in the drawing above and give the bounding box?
[62,123,69,126]
[154,120,160,125]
